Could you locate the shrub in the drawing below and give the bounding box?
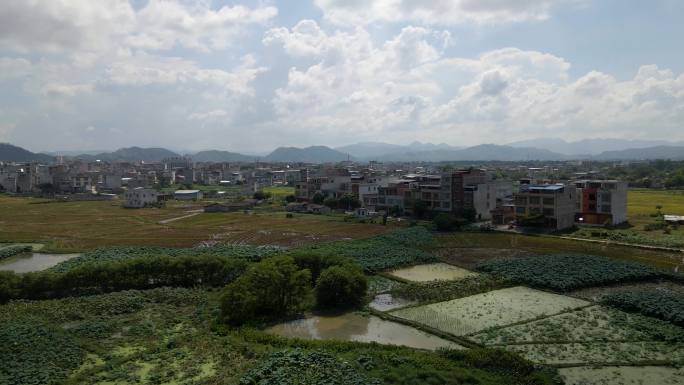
[295,227,436,273]
[289,252,352,283]
[603,290,684,327]
[220,256,312,326]
[285,194,296,203]
[0,245,32,261]
[476,254,666,291]
[0,255,248,303]
[433,213,457,231]
[253,190,272,200]
[315,265,368,309]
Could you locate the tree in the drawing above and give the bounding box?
[253,190,272,200]
[411,199,430,219]
[315,265,367,309]
[37,183,56,195]
[323,197,339,209]
[219,256,312,326]
[312,192,325,204]
[285,194,296,203]
[338,194,361,210]
[433,213,457,231]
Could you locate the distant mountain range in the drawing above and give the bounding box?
[592,146,684,160]
[191,150,253,163]
[335,141,462,159]
[264,146,351,163]
[0,143,53,163]
[507,138,684,156]
[3,139,684,163]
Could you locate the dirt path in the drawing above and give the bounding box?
[158,212,201,225]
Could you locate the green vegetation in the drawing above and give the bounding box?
[315,265,368,309]
[390,287,589,336]
[0,255,247,303]
[219,256,312,326]
[0,245,32,261]
[476,254,668,291]
[0,195,391,251]
[389,276,507,304]
[300,227,437,272]
[1,320,84,385]
[240,350,380,385]
[602,290,684,326]
[471,305,684,345]
[50,245,283,272]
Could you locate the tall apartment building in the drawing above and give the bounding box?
[439,169,496,220]
[574,180,628,225]
[514,183,577,230]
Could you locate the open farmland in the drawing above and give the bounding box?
[569,189,684,249]
[505,341,684,366]
[0,196,391,251]
[476,254,669,291]
[48,245,284,273]
[389,286,590,336]
[387,263,478,282]
[559,366,684,385]
[436,232,683,271]
[296,227,437,272]
[470,305,684,345]
[602,289,684,326]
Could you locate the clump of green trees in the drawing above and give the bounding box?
[0,255,248,303]
[0,245,32,261]
[219,254,367,326]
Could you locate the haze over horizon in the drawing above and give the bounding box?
[1,0,683,153]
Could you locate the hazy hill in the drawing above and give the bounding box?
[0,143,54,162]
[265,146,352,163]
[508,138,681,156]
[76,147,180,162]
[192,150,253,163]
[337,141,462,159]
[594,146,684,160]
[375,144,566,162]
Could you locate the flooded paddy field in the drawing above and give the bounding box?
[0,253,80,273]
[389,286,590,336]
[387,263,478,282]
[265,312,464,351]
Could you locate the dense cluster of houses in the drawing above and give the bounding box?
[1,157,629,230]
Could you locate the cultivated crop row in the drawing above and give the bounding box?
[476,254,667,291]
[0,246,32,261]
[602,290,684,327]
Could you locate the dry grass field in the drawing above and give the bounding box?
[0,196,391,252]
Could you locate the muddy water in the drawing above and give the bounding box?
[0,253,80,273]
[266,313,464,351]
[388,263,478,282]
[369,294,415,311]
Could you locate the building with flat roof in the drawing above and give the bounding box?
[574,180,628,226]
[514,183,577,230]
[174,190,203,201]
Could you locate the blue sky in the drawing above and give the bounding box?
[0,0,683,152]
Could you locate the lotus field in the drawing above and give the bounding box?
[389,287,590,336]
[476,254,669,291]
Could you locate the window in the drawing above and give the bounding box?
[543,208,554,216]
[543,198,554,205]
[529,196,540,204]
[530,207,541,214]
[516,207,525,214]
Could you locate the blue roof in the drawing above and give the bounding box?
[522,184,565,191]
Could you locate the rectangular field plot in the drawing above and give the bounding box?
[559,366,684,385]
[389,286,589,336]
[471,305,684,345]
[506,341,684,365]
[387,263,478,282]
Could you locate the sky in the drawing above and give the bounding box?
[0,0,683,153]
